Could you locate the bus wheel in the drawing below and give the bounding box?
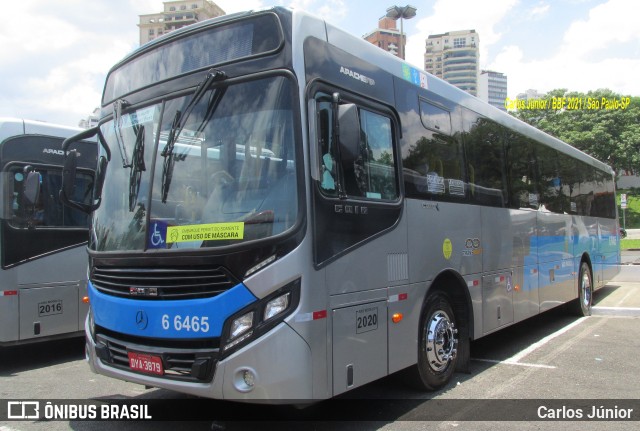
[570,262,592,316]
[406,292,459,391]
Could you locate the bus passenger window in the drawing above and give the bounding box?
[463,115,506,207]
[537,146,562,213]
[505,133,537,210]
[403,100,465,201]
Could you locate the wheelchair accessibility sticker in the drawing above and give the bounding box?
[148,221,168,249]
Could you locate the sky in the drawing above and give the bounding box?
[1,0,638,127]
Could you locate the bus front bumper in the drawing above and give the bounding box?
[84,313,313,402]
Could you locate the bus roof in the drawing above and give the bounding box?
[0,118,83,143]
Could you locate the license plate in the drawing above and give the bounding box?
[128,351,164,375]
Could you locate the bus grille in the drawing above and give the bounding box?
[91,266,239,300]
[95,331,218,383]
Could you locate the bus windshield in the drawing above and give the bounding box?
[93,75,299,252]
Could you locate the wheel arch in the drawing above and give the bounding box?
[579,252,593,293]
[581,252,593,273]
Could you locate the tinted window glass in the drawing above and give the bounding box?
[505,132,538,209]
[593,169,615,218]
[420,99,452,135]
[403,101,465,201]
[537,145,562,213]
[355,109,398,200]
[556,151,578,214]
[463,113,506,207]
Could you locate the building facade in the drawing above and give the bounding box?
[516,89,544,101]
[78,107,100,129]
[363,17,406,59]
[138,0,225,46]
[478,70,508,111]
[424,30,479,96]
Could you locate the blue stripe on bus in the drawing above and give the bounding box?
[89,281,257,339]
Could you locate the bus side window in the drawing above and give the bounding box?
[8,167,91,228]
[505,133,538,210]
[351,109,398,200]
[403,99,465,201]
[463,114,507,208]
[315,95,398,201]
[537,145,562,213]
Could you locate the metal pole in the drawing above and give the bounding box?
[399,17,404,59]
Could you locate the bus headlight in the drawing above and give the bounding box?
[221,278,300,356]
[230,312,254,339]
[264,292,290,321]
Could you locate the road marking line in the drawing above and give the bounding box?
[506,317,587,363]
[592,306,640,317]
[471,316,587,369]
[472,358,556,369]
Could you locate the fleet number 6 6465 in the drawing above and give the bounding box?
[161,314,210,333]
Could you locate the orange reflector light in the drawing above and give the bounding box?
[392,313,403,323]
[82,296,90,304]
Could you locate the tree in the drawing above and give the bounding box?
[510,89,640,175]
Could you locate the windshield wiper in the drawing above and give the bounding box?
[160,68,226,203]
[113,99,131,168]
[129,121,146,211]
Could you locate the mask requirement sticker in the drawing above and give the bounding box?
[166,222,244,243]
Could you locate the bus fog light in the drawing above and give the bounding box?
[243,369,255,387]
[264,292,290,321]
[233,367,257,392]
[230,312,254,339]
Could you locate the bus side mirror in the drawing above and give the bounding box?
[60,126,109,213]
[61,149,79,205]
[337,103,360,175]
[23,169,41,207]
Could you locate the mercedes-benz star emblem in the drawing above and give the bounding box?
[135,310,149,330]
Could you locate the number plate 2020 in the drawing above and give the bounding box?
[356,307,378,334]
[128,351,164,376]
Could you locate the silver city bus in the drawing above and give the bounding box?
[0,118,96,346]
[61,7,620,401]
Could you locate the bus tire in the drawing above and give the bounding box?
[405,292,459,391]
[569,261,593,316]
